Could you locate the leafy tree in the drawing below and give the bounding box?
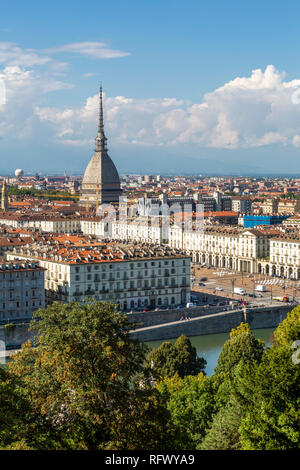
[0,364,59,450]
[214,323,265,378]
[198,399,242,450]
[156,373,218,449]
[147,334,206,379]
[273,305,300,348]
[235,346,300,450]
[7,300,172,450]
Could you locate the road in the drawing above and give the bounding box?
[131,302,290,333]
[190,264,300,306]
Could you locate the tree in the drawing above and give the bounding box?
[232,312,300,449]
[156,373,218,449]
[273,305,300,348]
[235,346,300,450]
[147,334,206,379]
[7,300,172,450]
[214,323,265,377]
[198,400,242,450]
[0,364,58,450]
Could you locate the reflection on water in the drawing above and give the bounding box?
[145,328,274,377]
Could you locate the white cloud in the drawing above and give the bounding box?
[0,65,73,139]
[0,40,130,140]
[44,41,130,59]
[0,42,52,67]
[2,61,300,151]
[33,65,300,150]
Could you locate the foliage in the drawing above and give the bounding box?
[7,301,172,450]
[198,399,242,450]
[214,323,265,378]
[146,334,206,379]
[0,364,58,450]
[1,309,299,450]
[235,346,300,449]
[156,373,218,449]
[273,305,300,348]
[7,185,78,202]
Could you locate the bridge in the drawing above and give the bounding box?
[129,304,292,341]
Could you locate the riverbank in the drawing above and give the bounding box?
[145,327,275,376]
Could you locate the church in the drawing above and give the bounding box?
[80,85,122,209]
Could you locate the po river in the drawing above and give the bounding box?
[1,328,275,376]
[145,327,275,376]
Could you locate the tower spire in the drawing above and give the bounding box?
[95,83,107,152]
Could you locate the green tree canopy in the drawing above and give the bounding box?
[156,373,218,449]
[197,399,242,450]
[214,323,265,377]
[273,305,300,348]
[235,346,300,450]
[7,300,171,450]
[147,334,206,379]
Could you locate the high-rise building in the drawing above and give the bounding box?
[80,85,122,209]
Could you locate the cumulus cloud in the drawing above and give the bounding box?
[0,65,73,139]
[33,65,300,149]
[0,40,130,140]
[2,60,300,150]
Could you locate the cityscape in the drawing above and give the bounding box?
[0,0,299,457]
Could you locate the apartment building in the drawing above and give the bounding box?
[232,196,252,214]
[0,260,45,323]
[0,212,81,233]
[7,243,191,311]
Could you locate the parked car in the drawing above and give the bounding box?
[200,277,207,281]
[215,287,223,291]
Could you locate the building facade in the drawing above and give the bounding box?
[7,244,191,311]
[0,260,45,323]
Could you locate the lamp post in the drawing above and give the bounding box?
[270,285,273,304]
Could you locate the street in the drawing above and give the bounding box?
[190,264,300,307]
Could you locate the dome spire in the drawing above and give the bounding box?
[95,83,107,152]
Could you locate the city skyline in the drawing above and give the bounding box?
[1,1,300,174]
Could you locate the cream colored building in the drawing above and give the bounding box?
[7,244,191,310]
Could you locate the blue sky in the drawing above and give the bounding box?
[1,0,300,175]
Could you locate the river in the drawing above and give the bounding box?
[1,328,275,375]
[145,327,275,376]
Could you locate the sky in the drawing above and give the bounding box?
[1,0,300,176]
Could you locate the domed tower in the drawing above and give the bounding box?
[80,85,122,209]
